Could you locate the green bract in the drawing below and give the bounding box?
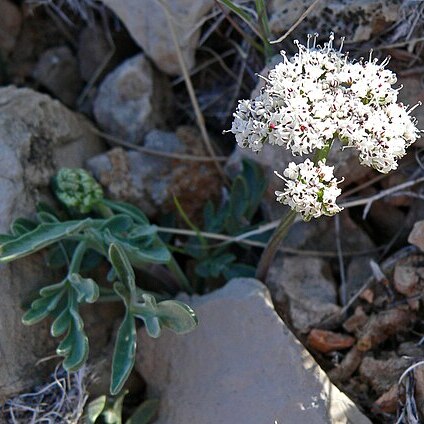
[0,169,197,395]
[53,168,104,213]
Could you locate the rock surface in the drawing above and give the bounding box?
[0,86,104,401]
[0,0,22,54]
[269,0,400,42]
[87,126,220,217]
[94,54,171,142]
[32,46,83,106]
[98,0,214,75]
[136,278,371,424]
[267,256,341,332]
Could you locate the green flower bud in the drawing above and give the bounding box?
[53,168,104,214]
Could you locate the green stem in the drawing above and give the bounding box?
[94,202,114,218]
[255,142,336,282]
[68,241,87,274]
[255,209,296,282]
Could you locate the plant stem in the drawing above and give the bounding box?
[255,209,296,282]
[94,202,114,218]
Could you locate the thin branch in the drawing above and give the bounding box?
[335,214,347,306]
[89,126,228,162]
[157,226,383,257]
[156,0,228,182]
[270,0,322,44]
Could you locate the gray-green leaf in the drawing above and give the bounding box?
[0,219,92,262]
[69,273,99,303]
[109,243,136,294]
[110,310,137,395]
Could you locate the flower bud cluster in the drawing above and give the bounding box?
[230,34,420,219]
[275,159,343,221]
[53,168,104,214]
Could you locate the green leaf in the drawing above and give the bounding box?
[101,214,133,234]
[126,399,159,424]
[133,294,198,337]
[109,243,136,294]
[110,310,137,395]
[0,234,14,243]
[195,253,236,279]
[223,263,256,280]
[11,218,38,236]
[108,391,128,424]
[51,307,71,337]
[86,395,107,424]
[107,234,171,266]
[229,176,249,223]
[103,199,148,225]
[143,316,161,338]
[39,280,67,297]
[127,224,157,240]
[60,307,89,371]
[0,219,92,262]
[22,287,66,325]
[22,297,54,325]
[37,211,60,223]
[80,249,103,272]
[156,300,198,334]
[68,273,99,303]
[218,0,255,26]
[46,245,69,269]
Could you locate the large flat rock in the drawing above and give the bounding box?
[136,278,371,424]
[0,86,104,401]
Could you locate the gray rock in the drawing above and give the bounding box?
[136,278,371,424]
[0,86,104,401]
[99,0,214,75]
[267,256,341,332]
[269,0,399,42]
[33,46,83,107]
[93,54,171,143]
[0,0,21,54]
[78,24,113,82]
[87,127,220,217]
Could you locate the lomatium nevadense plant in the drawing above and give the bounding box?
[230,34,421,280]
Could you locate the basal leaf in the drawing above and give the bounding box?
[156,300,198,334]
[86,395,107,424]
[11,218,37,236]
[51,307,71,337]
[69,273,99,303]
[229,176,249,224]
[0,219,92,262]
[37,211,60,224]
[61,308,89,371]
[103,199,148,225]
[143,316,161,338]
[101,214,133,234]
[110,310,137,395]
[109,243,136,293]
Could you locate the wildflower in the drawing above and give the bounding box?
[230,34,420,173]
[275,159,343,221]
[230,33,421,220]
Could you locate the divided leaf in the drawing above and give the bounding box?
[0,219,92,262]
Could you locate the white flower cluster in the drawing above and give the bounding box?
[275,159,343,220]
[230,34,421,219]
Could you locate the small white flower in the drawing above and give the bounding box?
[275,159,343,221]
[230,34,420,174]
